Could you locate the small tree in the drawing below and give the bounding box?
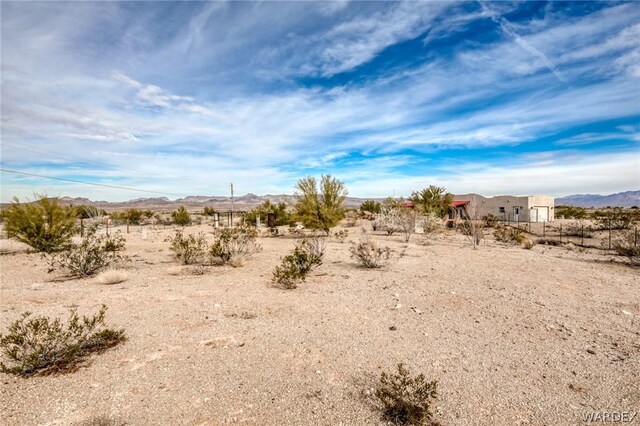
[4,195,76,253]
[172,206,191,226]
[294,175,347,235]
[376,205,402,236]
[203,207,216,217]
[360,200,382,215]
[410,186,453,218]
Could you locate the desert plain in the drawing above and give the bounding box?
[0,222,638,425]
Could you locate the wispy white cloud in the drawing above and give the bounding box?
[1,1,639,201]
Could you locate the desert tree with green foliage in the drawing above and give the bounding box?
[410,186,453,218]
[4,195,76,253]
[203,206,217,217]
[294,175,347,235]
[172,206,192,226]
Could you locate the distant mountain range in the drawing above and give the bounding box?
[50,193,382,211]
[4,190,637,210]
[555,190,640,208]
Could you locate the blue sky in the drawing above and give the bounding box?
[1,1,639,202]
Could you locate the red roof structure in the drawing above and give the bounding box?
[451,200,469,207]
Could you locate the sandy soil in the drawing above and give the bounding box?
[0,223,638,425]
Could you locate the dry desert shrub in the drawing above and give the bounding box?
[96,269,128,285]
[210,226,262,264]
[419,214,442,240]
[609,229,640,264]
[46,227,127,277]
[165,229,208,265]
[0,305,125,376]
[271,238,325,289]
[374,363,439,425]
[493,224,526,245]
[349,237,392,268]
[166,266,184,276]
[229,254,245,268]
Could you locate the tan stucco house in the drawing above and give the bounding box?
[452,193,555,222]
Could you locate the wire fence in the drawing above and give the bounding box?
[496,218,638,250]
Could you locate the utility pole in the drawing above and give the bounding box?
[230,183,234,226]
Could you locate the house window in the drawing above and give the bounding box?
[499,207,505,214]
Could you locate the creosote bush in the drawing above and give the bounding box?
[271,238,325,289]
[46,227,127,277]
[210,225,262,264]
[0,305,126,376]
[374,363,439,425]
[165,229,208,265]
[349,237,392,268]
[4,195,76,253]
[172,206,192,226]
[493,224,527,245]
[610,229,640,264]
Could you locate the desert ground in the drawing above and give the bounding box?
[0,222,638,425]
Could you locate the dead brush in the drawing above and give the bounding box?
[95,269,128,285]
[349,237,392,268]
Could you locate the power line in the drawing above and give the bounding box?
[0,168,187,197]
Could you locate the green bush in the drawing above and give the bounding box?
[124,209,144,225]
[46,227,127,277]
[349,237,392,268]
[555,205,588,219]
[271,238,325,289]
[203,207,216,217]
[375,363,439,425]
[0,305,126,376]
[493,224,526,245]
[165,229,208,265]
[360,200,382,215]
[210,226,261,264]
[4,195,76,253]
[243,200,292,227]
[294,175,347,235]
[591,208,639,230]
[172,206,191,226]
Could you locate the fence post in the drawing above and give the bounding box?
[581,224,584,246]
[543,220,545,238]
[80,218,84,237]
[635,226,638,248]
[559,224,562,243]
[126,219,130,234]
[105,217,109,236]
[608,218,612,250]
